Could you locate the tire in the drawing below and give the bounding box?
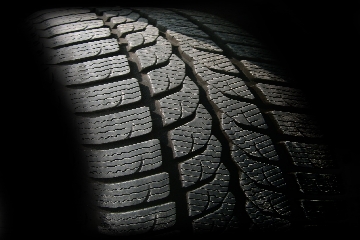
[21,6,352,238]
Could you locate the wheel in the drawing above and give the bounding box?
[8,5,355,239]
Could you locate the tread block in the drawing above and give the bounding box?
[68,78,141,112]
[194,64,253,99]
[159,76,199,126]
[166,30,222,53]
[85,139,162,178]
[256,83,309,108]
[135,36,172,70]
[99,8,132,19]
[125,25,159,50]
[270,111,323,138]
[246,201,291,229]
[92,172,170,208]
[170,104,212,158]
[166,26,209,38]
[226,43,275,62]
[42,28,111,48]
[241,60,290,82]
[222,115,279,161]
[148,54,186,95]
[155,18,199,31]
[208,87,267,128]
[135,8,177,19]
[179,135,222,187]
[46,38,119,64]
[38,20,104,38]
[283,141,336,168]
[192,192,239,232]
[34,13,97,29]
[187,163,230,216]
[29,9,90,24]
[98,202,176,235]
[177,46,237,74]
[77,106,152,144]
[213,31,264,47]
[295,173,342,194]
[108,12,141,28]
[232,148,285,187]
[240,174,291,217]
[115,18,148,37]
[53,55,130,85]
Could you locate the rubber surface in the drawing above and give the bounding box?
[9,5,357,239]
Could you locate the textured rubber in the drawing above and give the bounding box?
[25,6,348,238]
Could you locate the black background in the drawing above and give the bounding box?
[2,0,359,238]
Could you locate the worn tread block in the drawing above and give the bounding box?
[98,202,176,235]
[283,141,336,168]
[213,31,264,47]
[192,192,239,232]
[42,28,111,48]
[179,135,222,187]
[148,54,186,95]
[193,64,253,99]
[77,106,152,144]
[246,201,291,229]
[135,36,172,70]
[187,163,230,216]
[53,55,130,85]
[175,45,237,74]
[222,114,279,161]
[166,26,209,38]
[105,14,126,24]
[155,18,199,31]
[125,25,159,50]
[68,78,141,112]
[240,174,291,217]
[170,104,212,158]
[139,9,185,18]
[99,8,132,19]
[85,139,162,178]
[108,12,141,28]
[34,13,97,29]
[38,20,104,38]
[208,87,267,128]
[270,111,323,138]
[232,147,285,187]
[92,172,170,208]
[159,76,199,126]
[46,38,119,64]
[227,43,275,62]
[115,18,148,37]
[167,30,222,53]
[193,52,238,73]
[295,173,342,194]
[29,8,90,24]
[241,60,290,82]
[256,83,309,108]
